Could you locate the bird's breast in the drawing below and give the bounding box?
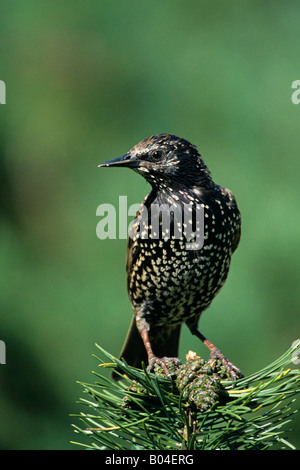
[126,188,240,326]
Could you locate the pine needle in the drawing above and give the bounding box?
[71,340,300,450]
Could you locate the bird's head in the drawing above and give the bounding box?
[99,134,213,190]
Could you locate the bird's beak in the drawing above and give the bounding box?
[98,152,137,169]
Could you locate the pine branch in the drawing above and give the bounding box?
[71,340,300,450]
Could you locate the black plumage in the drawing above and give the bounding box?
[99,134,242,379]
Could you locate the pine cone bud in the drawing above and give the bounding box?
[175,352,226,411]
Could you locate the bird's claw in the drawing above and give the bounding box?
[147,356,182,379]
[208,348,244,381]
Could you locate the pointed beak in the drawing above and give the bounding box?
[98,152,137,169]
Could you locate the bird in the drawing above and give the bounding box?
[99,134,243,380]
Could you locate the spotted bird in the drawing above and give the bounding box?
[99,134,243,380]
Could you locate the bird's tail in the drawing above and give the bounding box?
[112,317,181,380]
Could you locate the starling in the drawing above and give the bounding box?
[99,134,243,380]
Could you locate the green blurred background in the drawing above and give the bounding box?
[0,0,299,450]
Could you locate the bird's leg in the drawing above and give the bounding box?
[140,328,157,366]
[140,328,181,379]
[188,324,244,380]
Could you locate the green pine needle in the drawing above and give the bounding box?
[71,340,300,450]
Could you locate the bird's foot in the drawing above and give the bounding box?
[208,348,244,381]
[147,356,182,379]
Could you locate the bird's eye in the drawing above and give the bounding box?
[151,150,163,161]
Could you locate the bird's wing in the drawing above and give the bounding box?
[221,186,241,253]
[126,191,155,294]
[126,234,139,294]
